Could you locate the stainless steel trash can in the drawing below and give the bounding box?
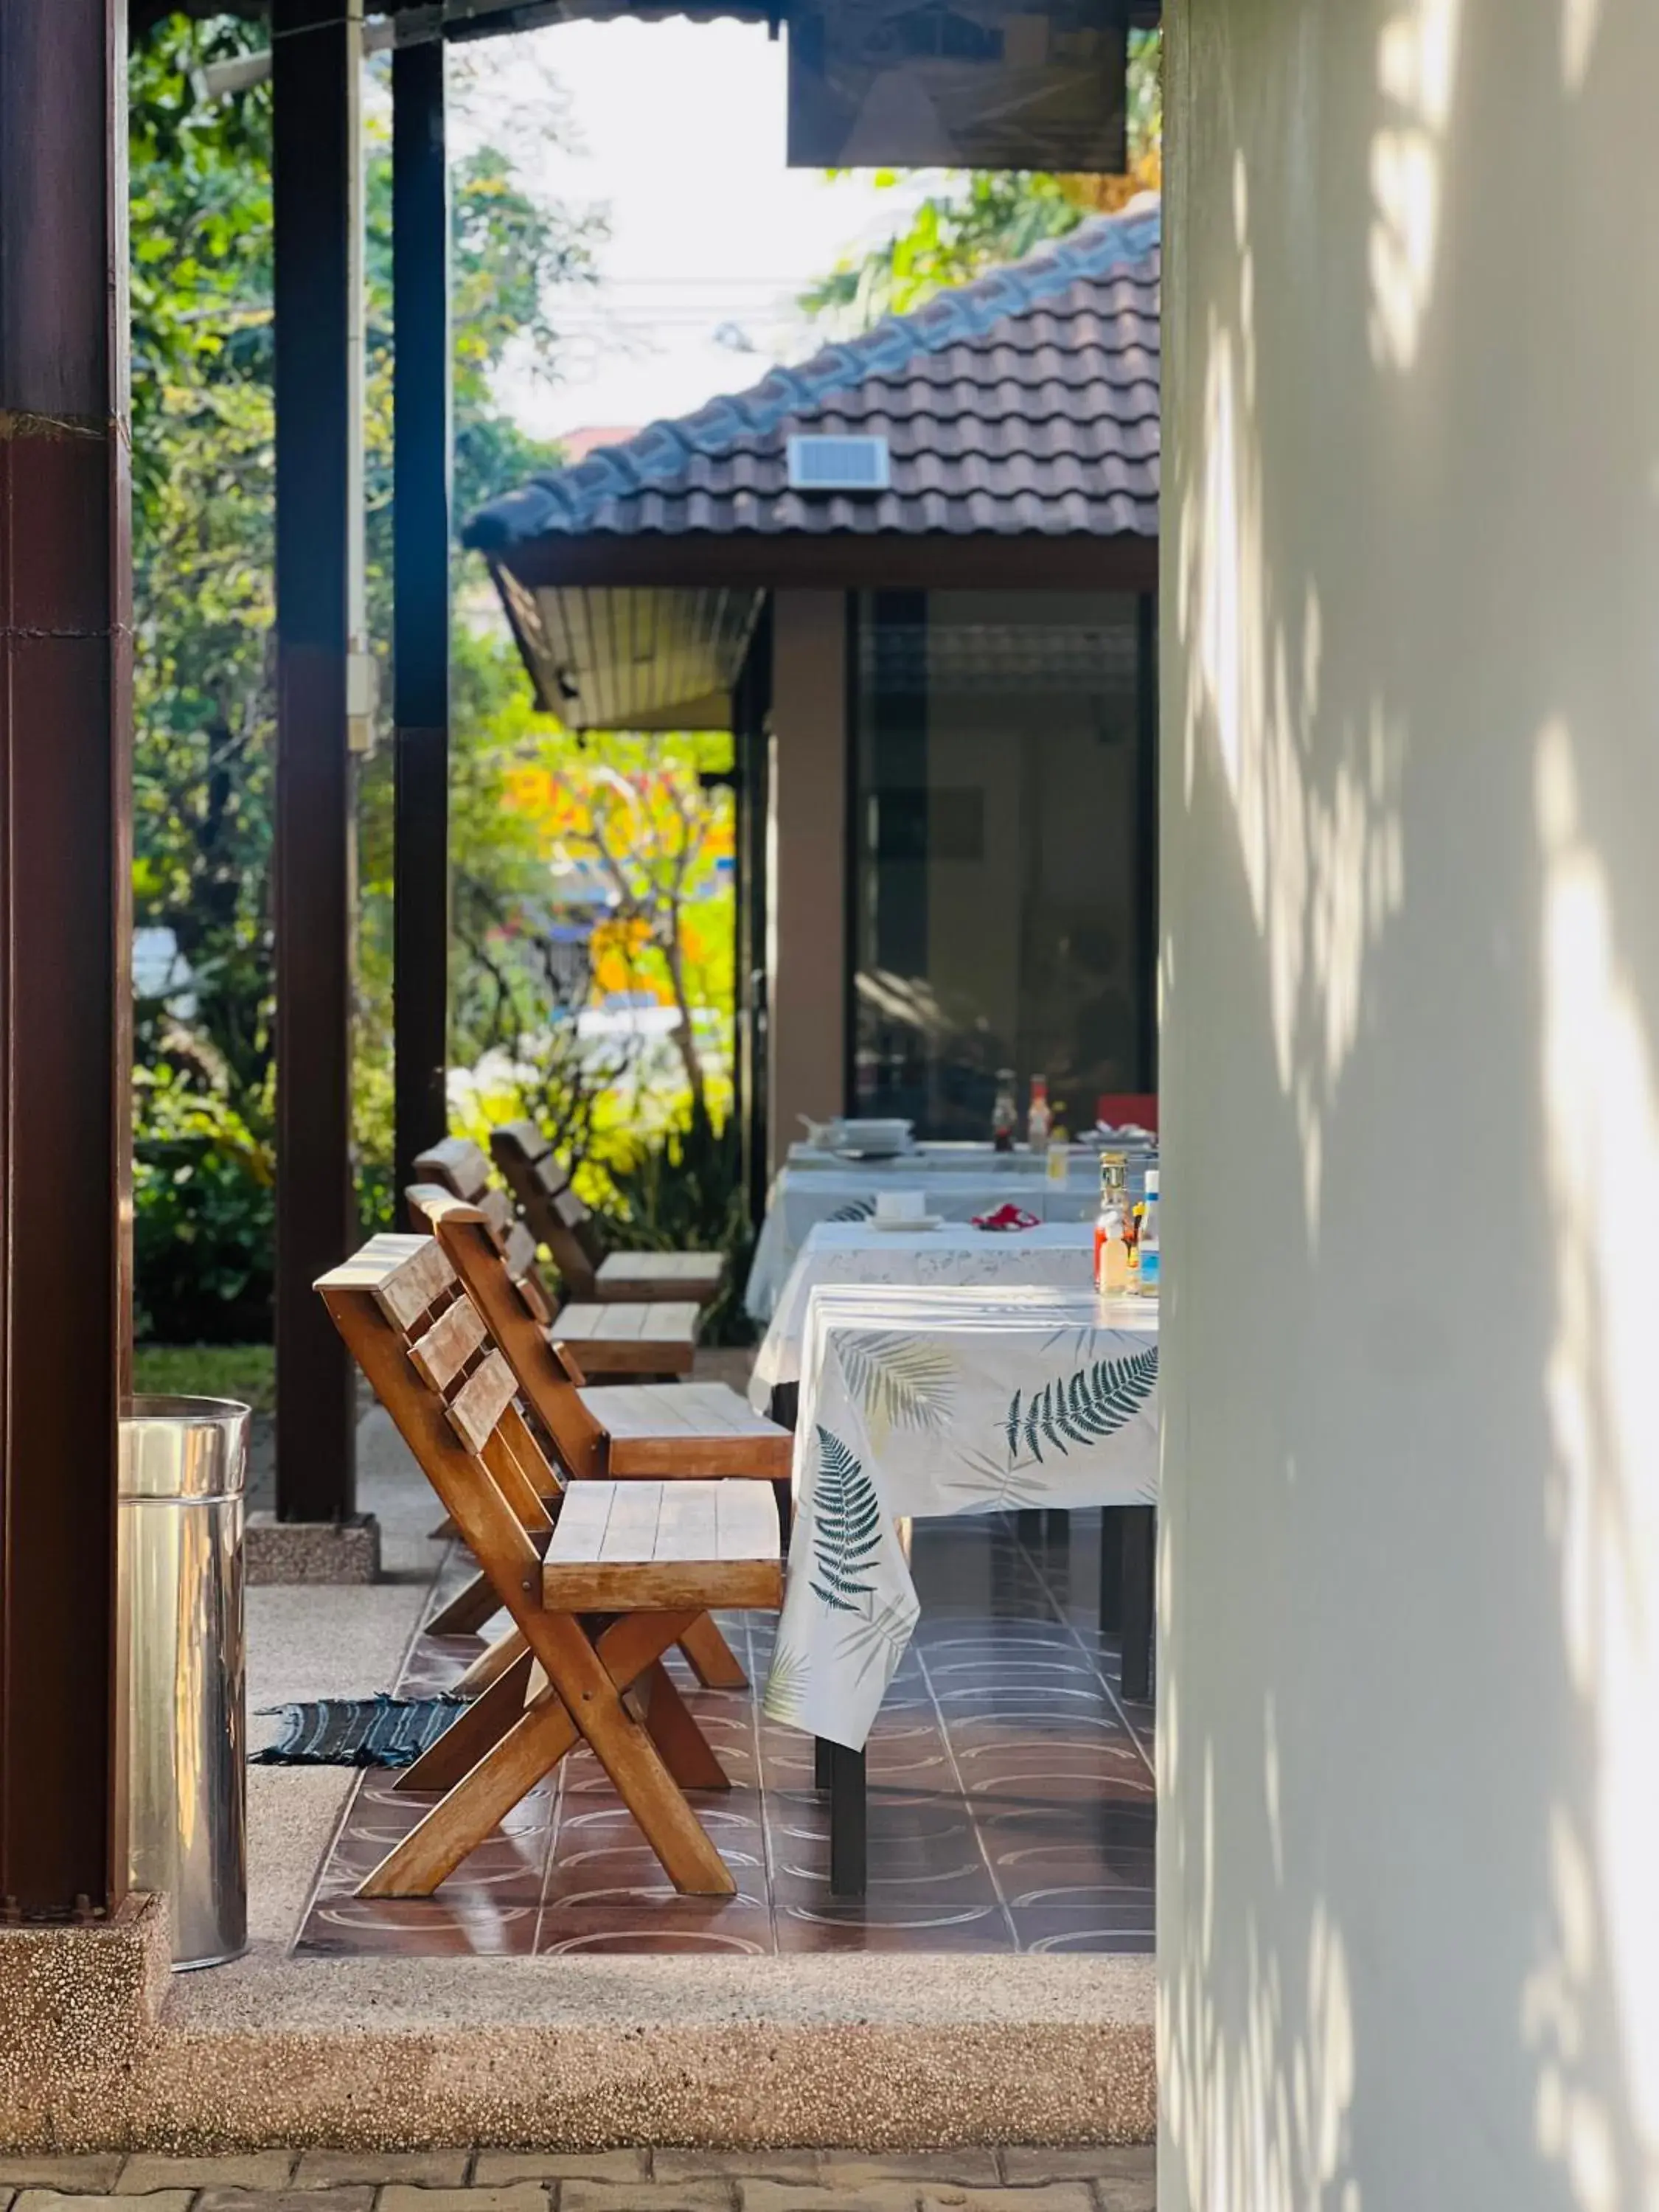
[119,1395,249,1970]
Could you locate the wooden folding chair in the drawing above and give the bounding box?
[317,1237,780,1899]
[340,1231,745,1684]
[412,1137,555,1323]
[490,1119,726,1309]
[411,1144,700,1377]
[421,1193,790,1501]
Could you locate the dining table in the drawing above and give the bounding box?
[745,1143,1155,1323]
[760,1281,1160,1894]
[748,1219,1099,1410]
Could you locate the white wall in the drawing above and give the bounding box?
[767,591,847,1175]
[1161,4,1659,2208]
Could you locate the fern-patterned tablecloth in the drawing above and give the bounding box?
[748,1221,1097,1408]
[762,1284,1159,1750]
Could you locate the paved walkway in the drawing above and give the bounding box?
[0,2148,1153,2212]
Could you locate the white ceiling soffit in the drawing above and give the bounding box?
[528,583,763,732]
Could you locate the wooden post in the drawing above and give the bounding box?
[272,0,364,1522]
[0,0,131,1914]
[392,32,453,1200]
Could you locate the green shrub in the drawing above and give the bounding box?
[133,1066,275,1342]
[601,1106,755,1346]
[132,1341,275,1412]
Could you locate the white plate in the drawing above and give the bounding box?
[868,1215,944,1232]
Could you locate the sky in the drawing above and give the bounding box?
[449,18,937,447]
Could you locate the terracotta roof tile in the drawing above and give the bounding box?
[466,200,1161,550]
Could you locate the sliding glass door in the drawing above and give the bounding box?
[851,588,1155,1139]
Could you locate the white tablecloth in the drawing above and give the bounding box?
[748,1221,1097,1408]
[761,1284,1160,1750]
[784,1141,1119,1173]
[745,1160,1152,1321]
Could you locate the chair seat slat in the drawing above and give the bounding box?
[542,1480,781,1611]
[598,1479,664,1562]
[718,1479,782,1562]
[549,1481,613,1561]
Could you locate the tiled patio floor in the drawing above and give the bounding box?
[0,2144,1155,2209]
[294,1511,1153,1960]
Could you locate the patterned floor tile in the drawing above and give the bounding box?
[291,1509,1156,1958]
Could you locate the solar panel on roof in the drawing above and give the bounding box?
[787,434,891,495]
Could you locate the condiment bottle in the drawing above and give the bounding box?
[992,1069,1018,1152]
[1095,1154,1130,1292]
[1136,1169,1161,1294]
[1046,1116,1069,1185]
[1026,1075,1051,1151]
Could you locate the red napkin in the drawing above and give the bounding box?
[972,1203,1040,1231]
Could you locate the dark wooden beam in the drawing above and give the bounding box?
[0,0,131,1916]
[392,35,453,1199]
[490,532,1161,596]
[272,0,363,1522]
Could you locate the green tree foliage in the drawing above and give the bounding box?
[131,10,602,1336]
[801,27,1162,332]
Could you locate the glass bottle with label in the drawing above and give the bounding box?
[1046,1111,1070,1185]
[1095,1154,1130,1292]
[992,1068,1018,1152]
[1026,1074,1051,1151]
[1136,1169,1161,1294]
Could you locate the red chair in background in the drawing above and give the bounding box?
[1096,1092,1159,1133]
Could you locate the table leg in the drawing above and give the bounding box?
[1099,1508,1125,1629]
[1043,1507,1070,1559]
[770,1385,799,1551]
[815,1735,833,1790]
[1015,1508,1043,1545]
[828,1740,868,1899]
[1120,1506,1155,1703]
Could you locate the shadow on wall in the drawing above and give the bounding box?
[1160,1,1659,2208]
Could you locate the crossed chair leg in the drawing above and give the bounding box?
[423,1589,748,1695]
[362,1606,737,1899]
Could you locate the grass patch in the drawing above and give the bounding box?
[132,1343,275,1414]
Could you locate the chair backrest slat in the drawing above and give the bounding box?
[414,1135,495,1204]
[318,1253,553,1635]
[445,1348,520,1458]
[495,1118,554,1170]
[492,1123,605,1298]
[316,1234,456,1332]
[409,1178,557,1324]
[482,1412,554,1530]
[407,1293,487,1396]
[433,1208,610,1479]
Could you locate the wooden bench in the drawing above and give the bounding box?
[316,1235,779,1899]
[409,1144,700,1378]
[490,1119,726,1309]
